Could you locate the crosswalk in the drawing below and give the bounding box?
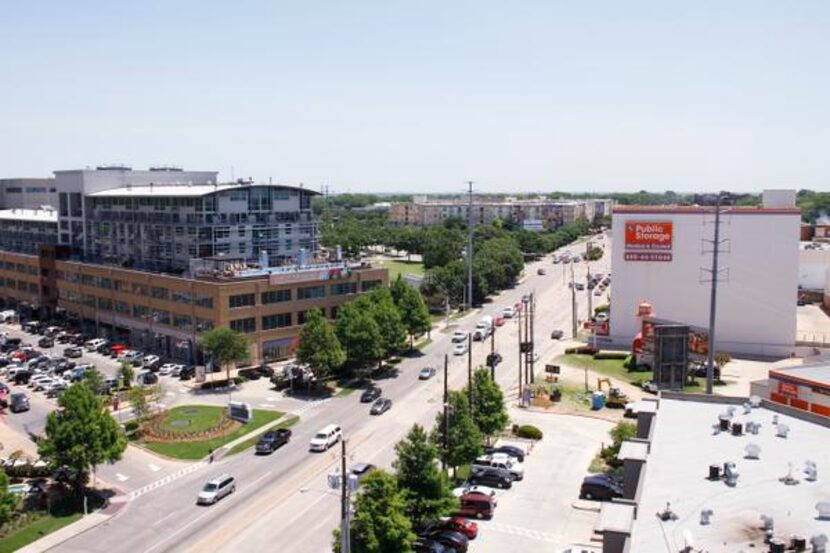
[117,462,207,503]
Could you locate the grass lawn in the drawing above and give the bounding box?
[227,416,300,456]
[556,354,633,381]
[159,405,226,435]
[140,409,283,460]
[375,259,425,281]
[0,495,104,553]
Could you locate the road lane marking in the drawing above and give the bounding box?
[148,463,161,472]
[115,473,129,482]
[128,462,206,502]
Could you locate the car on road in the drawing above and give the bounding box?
[595,312,609,322]
[370,398,392,415]
[37,337,54,348]
[550,329,564,340]
[594,289,603,296]
[537,267,546,275]
[575,283,585,291]
[255,428,292,454]
[309,424,342,452]
[558,546,600,553]
[494,316,505,327]
[580,474,623,501]
[360,386,382,403]
[419,366,437,380]
[63,346,83,358]
[468,466,512,489]
[196,474,236,505]
[502,306,515,318]
[451,331,467,343]
[452,343,467,356]
[484,444,526,462]
[9,392,29,413]
[350,462,376,482]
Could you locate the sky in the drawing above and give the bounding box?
[1,1,829,194]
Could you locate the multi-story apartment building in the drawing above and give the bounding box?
[389,196,611,230]
[0,178,57,211]
[0,165,387,364]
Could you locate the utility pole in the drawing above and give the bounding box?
[705,193,727,395]
[466,181,474,312]
[467,332,473,409]
[586,261,593,318]
[489,321,496,380]
[442,354,449,473]
[570,263,578,339]
[529,292,535,384]
[340,439,350,553]
[524,297,530,384]
[517,304,523,401]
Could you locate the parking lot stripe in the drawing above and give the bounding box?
[484,522,560,543]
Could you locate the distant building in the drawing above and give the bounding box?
[0,207,58,255]
[0,178,57,210]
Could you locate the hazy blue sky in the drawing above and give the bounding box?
[2,1,828,193]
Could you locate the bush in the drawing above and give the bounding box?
[564,346,599,355]
[124,420,140,433]
[594,303,610,314]
[623,354,636,370]
[514,425,543,440]
[592,351,628,360]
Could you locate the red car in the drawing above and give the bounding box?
[429,517,478,540]
[494,317,505,327]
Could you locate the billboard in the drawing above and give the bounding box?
[625,221,673,262]
[778,381,799,398]
[638,317,709,364]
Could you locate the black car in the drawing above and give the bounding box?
[485,352,503,368]
[56,333,74,344]
[238,368,262,380]
[370,398,392,415]
[484,445,525,463]
[422,530,469,553]
[37,337,55,348]
[179,365,196,380]
[550,329,564,340]
[9,392,30,413]
[71,335,90,346]
[360,386,382,403]
[255,428,292,454]
[691,365,720,380]
[580,474,623,501]
[468,467,512,489]
[13,370,33,385]
[413,538,452,553]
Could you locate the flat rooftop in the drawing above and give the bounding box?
[0,208,58,223]
[630,396,830,552]
[770,362,830,387]
[86,182,317,198]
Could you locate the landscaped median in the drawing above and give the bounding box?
[128,405,284,460]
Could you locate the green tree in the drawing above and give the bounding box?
[333,470,415,553]
[38,382,127,493]
[470,369,509,444]
[587,246,604,261]
[421,228,464,269]
[390,277,432,349]
[393,424,456,529]
[83,366,104,394]
[0,468,18,526]
[296,308,346,379]
[198,327,250,388]
[127,386,150,422]
[335,303,384,372]
[432,390,483,477]
[363,288,407,357]
[118,360,134,389]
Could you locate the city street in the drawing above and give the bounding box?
[7,236,612,553]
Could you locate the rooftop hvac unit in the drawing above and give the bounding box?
[791,535,807,552]
[708,464,721,480]
[745,444,761,460]
[768,538,786,553]
[805,461,818,482]
[776,424,790,438]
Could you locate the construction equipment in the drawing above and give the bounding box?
[597,377,629,408]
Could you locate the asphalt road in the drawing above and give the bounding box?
[34,235,612,553]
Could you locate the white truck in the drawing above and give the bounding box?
[473,316,494,341]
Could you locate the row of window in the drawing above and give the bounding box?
[57,271,215,308]
[227,280,380,309]
[1,278,39,294]
[58,290,215,331]
[0,261,39,276]
[229,312,295,333]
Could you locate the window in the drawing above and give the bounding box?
[262,289,291,304]
[132,283,149,296]
[230,317,256,333]
[248,188,270,211]
[5,187,21,193]
[330,306,339,319]
[262,313,292,330]
[173,291,192,304]
[330,282,357,296]
[361,280,382,292]
[133,305,149,318]
[229,189,248,201]
[70,193,83,217]
[194,294,214,309]
[297,285,325,300]
[214,227,230,239]
[229,293,255,308]
[237,227,246,237]
[98,277,113,290]
[59,193,68,217]
[81,274,95,285]
[196,318,214,332]
[202,195,216,213]
[152,286,169,300]
[297,311,306,325]
[155,310,171,325]
[115,301,129,314]
[98,298,113,311]
[173,314,193,329]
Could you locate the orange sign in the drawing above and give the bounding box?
[625,221,673,251]
[778,381,798,398]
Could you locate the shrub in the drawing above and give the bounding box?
[623,354,636,370]
[514,425,543,440]
[564,346,599,355]
[593,351,628,360]
[594,303,610,314]
[124,420,140,433]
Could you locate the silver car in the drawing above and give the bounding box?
[196,474,236,505]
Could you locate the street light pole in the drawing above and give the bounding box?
[467,332,473,409]
[517,303,523,401]
[340,439,350,553]
[529,291,535,385]
[570,263,578,339]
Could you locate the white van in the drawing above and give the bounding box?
[309,424,342,452]
[85,338,106,352]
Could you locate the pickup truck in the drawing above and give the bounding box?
[473,453,525,481]
[255,428,292,454]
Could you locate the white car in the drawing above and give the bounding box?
[451,331,467,343]
[143,355,161,368]
[28,375,53,389]
[502,306,516,318]
[158,363,183,376]
[453,343,468,356]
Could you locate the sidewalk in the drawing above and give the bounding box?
[17,511,113,553]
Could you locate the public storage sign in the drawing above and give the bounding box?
[624,221,673,262]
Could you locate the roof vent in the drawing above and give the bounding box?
[700,509,713,525]
[657,502,678,521]
[761,514,775,533]
[750,395,762,408]
[776,424,790,438]
[724,462,739,486]
[745,444,761,460]
[811,533,828,552]
[816,503,830,521]
[773,414,779,425]
[805,461,818,482]
[746,421,761,435]
[780,463,800,486]
[790,536,807,552]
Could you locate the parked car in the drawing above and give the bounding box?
[484,444,526,462]
[13,370,33,385]
[502,306,516,319]
[473,453,524,481]
[579,474,623,501]
[136,370,159,386]
[550,329,564,340]
[493,316,505,327]
[255,428,292,454]
[421,530,469,553]
[9,392,29,413]
[158,363,181,376]
[419,366,437,380]
[451,485,498,505]
[63,346,83,358]
[309,424,342,452]
[452,343,467,356]
[413,539,453,553]
[370,398,392,415]
[179,365,196,380]
[360,386,382,403]
[641,380,659,394]
[468,466,512,489]
[196,474,236,505]
[456,493,495,519]
[451,331,467,343]
[37,337,54,348]
[350,462,376,482]
[84,338,106,352]
[143,355,162,370]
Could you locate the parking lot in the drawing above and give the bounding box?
[467,409,612,553]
